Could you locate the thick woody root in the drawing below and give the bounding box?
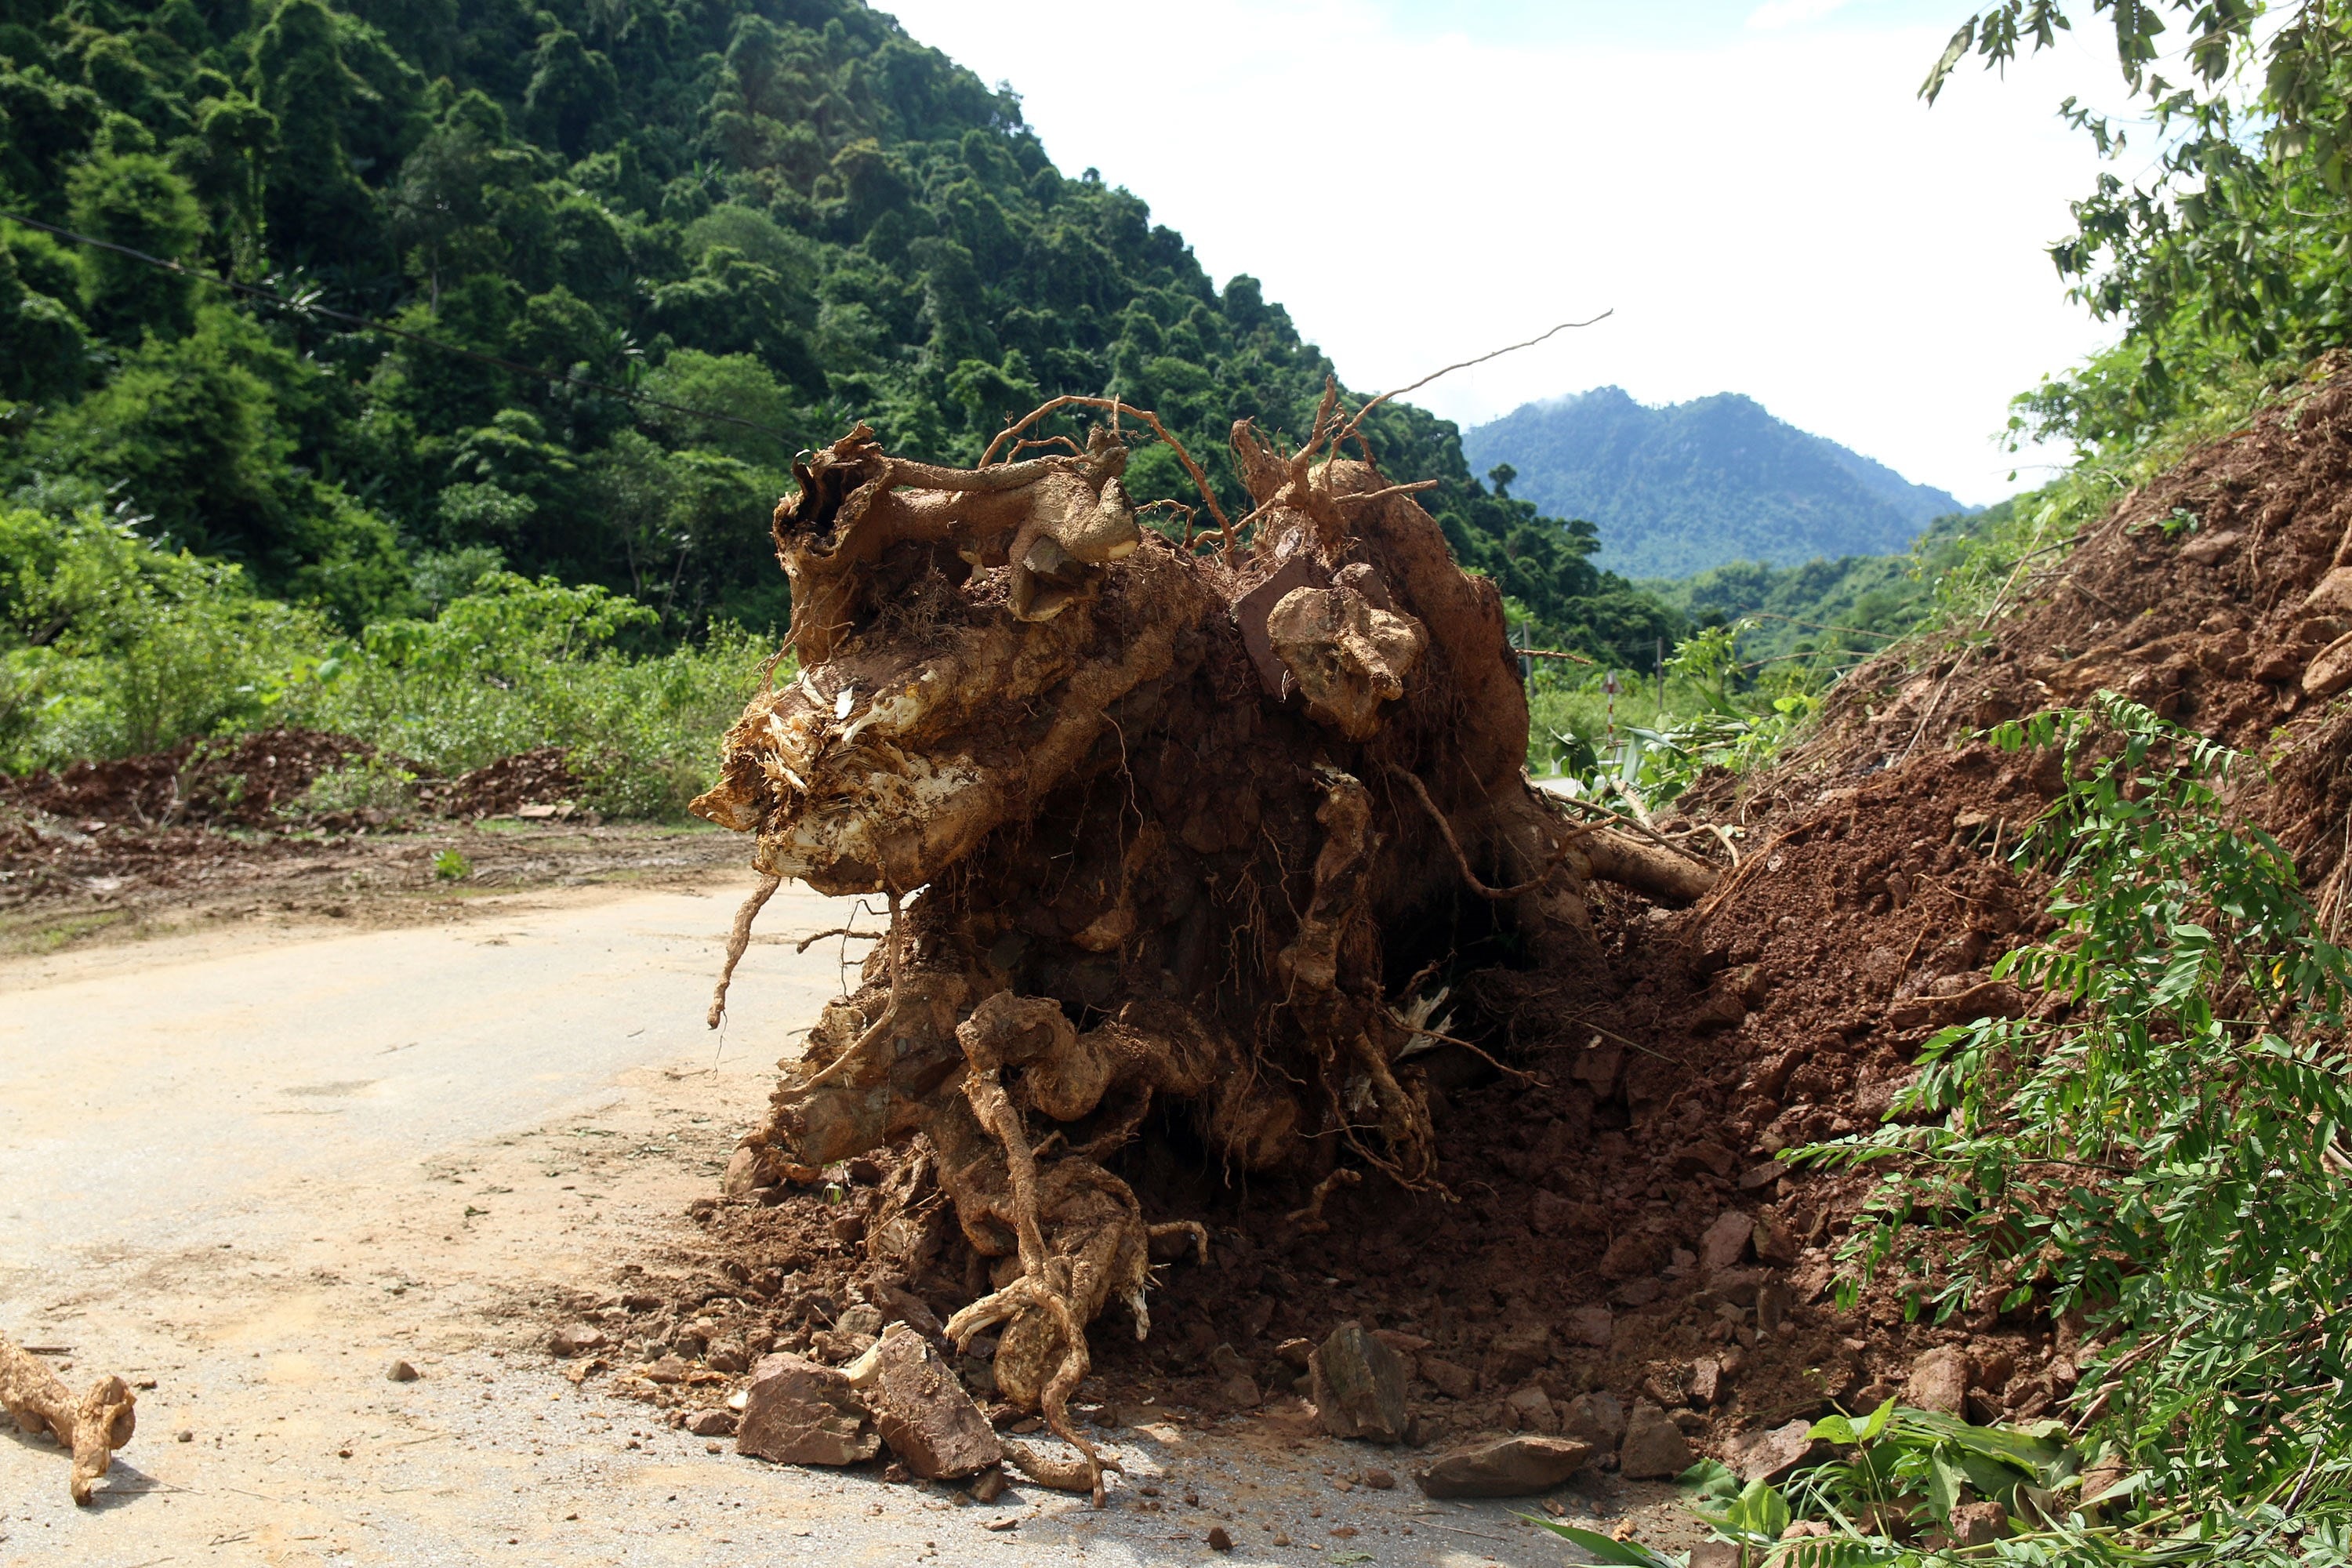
[693,399,1720,1467]
[1,1332,136,1504]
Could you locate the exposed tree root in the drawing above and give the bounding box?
[1,1332,136,1504]
[692,394,1716,1485]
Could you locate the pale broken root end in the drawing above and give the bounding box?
[1002,1435,1123,1500]
[1,1333,136,1505]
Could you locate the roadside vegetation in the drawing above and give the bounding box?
[1519,4,2352,1564]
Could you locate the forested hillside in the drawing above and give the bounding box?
[0,0,1675,724]
[1464,386,1969,578]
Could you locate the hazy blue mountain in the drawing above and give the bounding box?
[1461,388,1970,579]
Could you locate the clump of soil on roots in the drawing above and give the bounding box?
[572,358,2352,1495]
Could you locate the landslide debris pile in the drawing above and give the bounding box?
[0,730,590,903]
[577,365,2352,1505]
[684,396,1711,1495]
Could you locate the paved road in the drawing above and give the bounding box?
[0,877,1654,1566]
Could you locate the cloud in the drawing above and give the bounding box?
[882,0,2128,504]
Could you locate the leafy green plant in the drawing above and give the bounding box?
[1795,693,2352,1561]
[432,849,472,882]
[295,758,417,818]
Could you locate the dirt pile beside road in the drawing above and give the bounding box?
[566,362,2352,1499]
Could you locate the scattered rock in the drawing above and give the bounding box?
[385,1359,419,1383]
[971,1465,1007,1503]
[1738,1160,1785,1191]
[176,1429,193,1443]
[1487,1330,1552,1388]
[872,1283,947,1345]
[1599,1232,1662,1279]
[687,1408,736,1437]
[1560,1392,1625,1450]
[1209,1344,1261,1410]
[2081,1460,2131,1511]
[1361,1468,1396,1490]
[1276,1338,1315,1370]
[1643,1363,1692,1407]
[1414,1435,1594,1498]
[862,1325,1001,1479]
[1949,1501,2009,1547]
[1751,1214,1799,1265]
[645,1354,691,1385]
[735,1353,880,1466]
[1690,1544,1742,1568]
[548,1323,608,1359]
[1672,1141,1737,1178]
[2304,630,2352,699]
[1754,1282,1791,1334]
[1418,1356,1476,1399]
[1907,1346,1969,1416]
[1698,1210,1753,1275]
[1565,1305,1613,1347]
[1370,1328,1431,1363]
[1618,1399,1693,1480]
[1529,1189,1581,1236]
[1737,1418,1827,1483]
[1690,1358,1722,1407]
[2179,528,2243,566]
[1612,1276,1663,1308]
[1207,1525,1234,1552]
[2303,565,2352,616]
[1309,1321,1409,1443]
[809,1329,877,1364]
[1505,1386,1559,1433]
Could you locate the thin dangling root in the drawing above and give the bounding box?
[1285,1167,1362,1234]
[1,1332,136,1504]
[706,873,782,1028]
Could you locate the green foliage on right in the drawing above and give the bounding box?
[1795,695,2352,1563]
[1933,3,2352,453]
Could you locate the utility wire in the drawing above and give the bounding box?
[0,210,808,448]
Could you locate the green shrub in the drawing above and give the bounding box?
[0,510,771,818]
[1795,695,2352,1559]
[296,757,417,817]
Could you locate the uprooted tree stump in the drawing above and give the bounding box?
[691,393,1712,1499]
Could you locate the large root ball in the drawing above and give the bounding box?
[691,398,1708,1495]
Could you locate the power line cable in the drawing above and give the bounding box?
[0,209,808,448]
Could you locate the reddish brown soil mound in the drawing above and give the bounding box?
[0,727,379,829]
[1,733,599,916]
[421,747,581,819]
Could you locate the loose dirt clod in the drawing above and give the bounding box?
[0,1331,136,1504]
[692,397,1711,1498]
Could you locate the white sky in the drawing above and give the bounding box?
[877,0,2151,506]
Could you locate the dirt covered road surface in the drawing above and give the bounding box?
[0,858,1692,1566]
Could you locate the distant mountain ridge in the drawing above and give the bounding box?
[1461,387,1970,579]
